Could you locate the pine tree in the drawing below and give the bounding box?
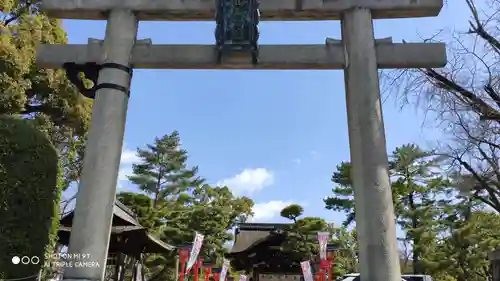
[128,131,204,208]
[324,144,452,274]
[389,144,450,274]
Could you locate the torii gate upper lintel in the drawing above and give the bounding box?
[41,0,443,20]
[35,1,446,281]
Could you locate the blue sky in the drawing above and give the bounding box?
[62,1,473,226]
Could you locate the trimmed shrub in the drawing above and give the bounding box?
[0,116,60,280]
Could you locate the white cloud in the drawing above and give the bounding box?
[293,158,301,165]
[117,145,139,189]
[118,166,133,181]
[117,182,124,190]
[218,168,274,194]
[249,200,293,222]
[121,147,140,165]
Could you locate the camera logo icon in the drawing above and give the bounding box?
[11,256,40,265]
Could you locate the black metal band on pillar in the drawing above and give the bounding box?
[95,62,133,97]
[101,62,133,76]
[95,83,130,96]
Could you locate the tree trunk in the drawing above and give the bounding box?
[407,193,420,274]
[490,249,500,281]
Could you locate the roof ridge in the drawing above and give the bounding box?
[115,198,139,219]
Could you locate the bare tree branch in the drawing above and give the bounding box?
[384,0,500,213]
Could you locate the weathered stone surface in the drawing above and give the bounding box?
[490,250,500,281]
[37,43,446,70]
[41,0,443,20]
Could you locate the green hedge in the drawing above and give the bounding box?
[0,116,61,280]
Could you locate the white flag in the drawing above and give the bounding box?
[186,232,204,272]
[219,259,230,281]
[300,260,314,281]
[317,231,329,260]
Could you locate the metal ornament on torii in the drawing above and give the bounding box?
[36,1,446,281]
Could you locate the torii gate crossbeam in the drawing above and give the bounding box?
[41,0,442,20]
[37,42,446,70]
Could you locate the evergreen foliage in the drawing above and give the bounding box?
[0,0,92,192]
[0,116,60,280]
[324,143,500,280]
[118,132,253,281]
[127,131,204,208]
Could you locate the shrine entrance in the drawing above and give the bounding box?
[226,223,336,281]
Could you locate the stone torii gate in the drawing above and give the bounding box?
[36,1,446,281]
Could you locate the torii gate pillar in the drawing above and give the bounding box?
[62,9,138,281]
[342,8,400,281]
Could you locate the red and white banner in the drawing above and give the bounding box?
[317,231,329,260]
[219,259,230,281]
[300,260,314,281]
[186,232,204,273]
